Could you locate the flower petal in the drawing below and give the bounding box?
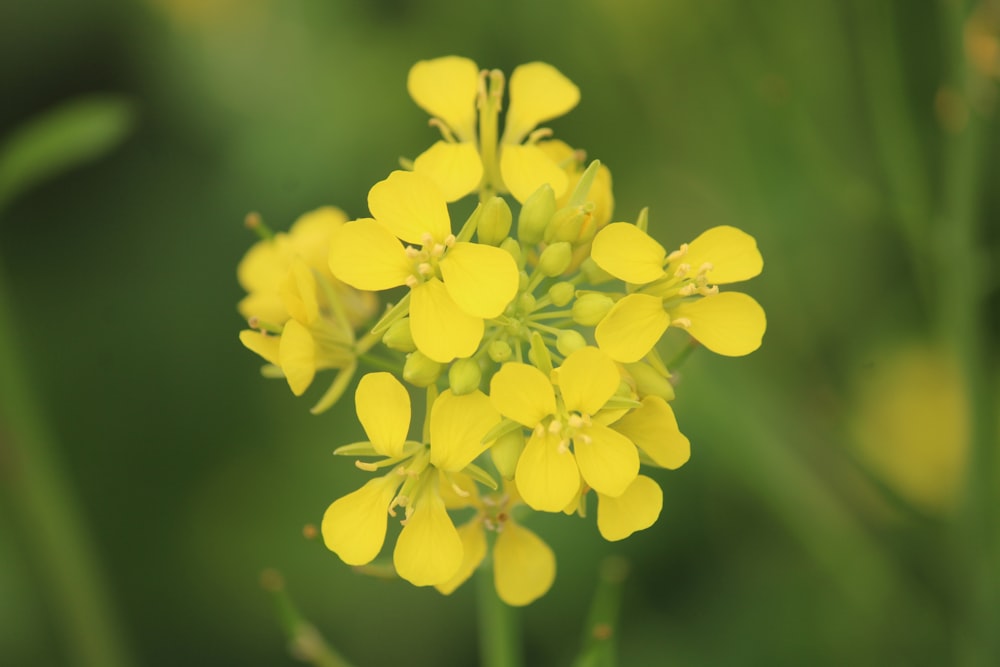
[439,242,519,318]
[407,56,479,142]
[554,346,619,415]
[499,143,568,203]
[413,141,483,202]
[329,218,412,291]
[574,423,639,497]
[237,234,294,293]
[504,62,580,144]
[682,225,763,284]
[493,521,556,606]
[280,260,319,325]
[394,492,464,586]
[670,292,766,356]
[430,389,501,472]
[368,170,451,244]
[489,362,556,427]
[239,330,280,365]
[355,372,410,458]
[595,293,670,363]
[591,223,666,284]
[597,475,663,541]
[278,319,315,396]
[611,396,690,469]
[435,519,487,596]
[410,278,484,363]
[515,431,581,512]
[288,206,348,278]
[322,474,401,566]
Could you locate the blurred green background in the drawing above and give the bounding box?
[2,0,998,665]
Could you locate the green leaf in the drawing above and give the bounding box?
[0,95,135,210]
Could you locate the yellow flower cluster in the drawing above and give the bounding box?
[236,56,766,606]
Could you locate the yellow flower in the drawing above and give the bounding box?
[591,223,766,362]
[328,170,518,363]
[436,479,556,607]
[596,474,664,541]
[407,56,580,202]
[322,372,502,587]
[488,346,641,512]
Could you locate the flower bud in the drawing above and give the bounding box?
[537,242,572,277]
[580,257,614,285]
[382,318,416,352]
[548,281,575,307]
[544,204,592,244]
[625,362,675,401]
[488,340,513,363]
[518,292,536,313]
[500,237,522,265]
[556,330,587,356]
[403,351,442,387]
[448,357,482,395]
[517,184,556,245]
[572,293,614,326]
[477,196,513,246]
[491,429,525,480]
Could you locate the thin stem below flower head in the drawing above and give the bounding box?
[476,562,523,667]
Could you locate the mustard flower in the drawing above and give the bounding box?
[328,170,519,364]
[591,223,766,362]
[407,56,580,202]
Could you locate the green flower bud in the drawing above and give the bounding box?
[491,429,525,480]
[402,351,442,387]
[537,241,572,277]
[548,281,575,307]
[518,184,556,245]
[572,293,614,326]
[448,357,482,395]
[625,362,675,401]
[477,196,513,246]
[556,330,587,356]
[500,237,522,266]
[518,292,537,313]
[580,257,614,285]
[382,318,416,352]
[544,204,592,244]
[488,340,513,363]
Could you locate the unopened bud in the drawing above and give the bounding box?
[580,257,614,285]
[488,340,513,363]
[572,293,614,326]
[477,196,512,246]
[402,351,442,387]
[556,330,587,356]
[625,362,675,401]
[517,184,556,245]
[500,237,522,265]
[491,429,525,480]
[448,357,482,395]
[382,318,416,352]
[545,204,592,244]
[537,242,573,277]
[548,281,575,307]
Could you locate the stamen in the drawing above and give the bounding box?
[672,317,692,329]
[417,262,433,275]
[678,284,697,297]
[674,263,691,278]
[526,127,554,144]
[557,438,570,454]
[567,414,584,429]
[432,243,445,257]
[444,234,456,248]
[700,285,719,296]
[451,481,471,498]
[576,434,593,445]
[533,424,546,438]
[548,420,563,434]
[697,262,714,276]
[405,275,419,288]
[420,232,434,247]
[404,246,420,259]
[355,460,378,472]
[666,243,689,263]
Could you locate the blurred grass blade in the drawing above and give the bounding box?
[572,557,629,667]
[0,95,135,209]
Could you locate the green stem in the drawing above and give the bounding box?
[572,557,629,667]
[476,563,522,667]
[261,570,354,667]
[0,265,133,667]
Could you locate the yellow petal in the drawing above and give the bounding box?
[493,521,556,606]
[591,223,666,284]
[368,170,451,244]
[322,474,401,565]
[611,397,690,469]
[596,475,663,541]
[329,218,411,291]
[436,519,488,596]
[237,291,287,325]
[499,143,568,203]
[573,423,639,497]
[407,56,479,141]
[410,278,484,363]
[280,260,319,325]
[670,292,766,356]
[430,389,501,472]
[237,233,294,293]
[413,141,483,202]
[355,372,410,458]
[504,62,580,144]
[288,206,348,277]
[682,225,763,284]
[555,346,619,415]
[515,431,581,512]
[489,362,556,427]
[278,319,315,396]
[594,293,670,363]
[394,492,464,586]
[439,242,519,318]
[239,330,280,365]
